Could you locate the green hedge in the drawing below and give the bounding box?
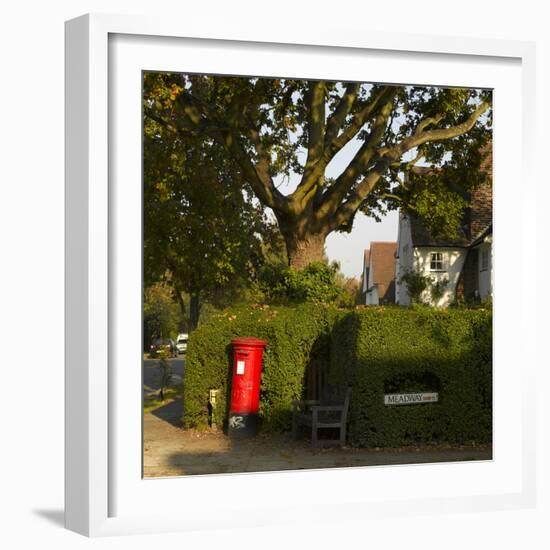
[183,303,341,431]
[184,304,492,447]
[330,306,492,447]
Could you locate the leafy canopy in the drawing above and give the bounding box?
[144,83,277,303]
[144,73,492,246]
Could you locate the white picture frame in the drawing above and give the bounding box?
[65,13,537,537]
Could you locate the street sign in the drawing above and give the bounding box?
[384,392,439,405]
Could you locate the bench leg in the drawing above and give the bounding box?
[312,410,319,447]
[339,424,346,447]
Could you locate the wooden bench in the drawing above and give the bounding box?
[292,387,351,447]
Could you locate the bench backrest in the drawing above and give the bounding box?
[320,386,352,422]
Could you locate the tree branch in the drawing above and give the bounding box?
[328,101,490,231]
[330,170,383,230]
[324,82,360,146]
[222,130,289,213]
[385,101,490,158]
[292,86,397,205]
[325,87,398,159]
[315,94,396,222]
[144,108,201,140]
[304,81,326,170]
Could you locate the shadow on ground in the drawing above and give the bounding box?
[33,509,64,527]
[143,425,492,478]
[151,398,183,428]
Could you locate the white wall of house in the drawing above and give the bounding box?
[413,247,467,307]
[366,286,379,305]
[364,253,379,305]
[395,212,471,307]
[477,240,492,301]
[361,257,369,295]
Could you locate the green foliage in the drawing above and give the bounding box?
[250,260,356,306]
[330,307,492,447]
[397,172,469,240]
[144,386,182,414]
[183,303,491,447]
[144,73,492,268]
[284,262,345,304]
[143,282,180,343]
[399,270,450,305]
[430,276,450,302]
[398,270,432,304]
[143,74,279,322]
[183,303,343,431]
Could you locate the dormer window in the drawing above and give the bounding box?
[430,251,444,271]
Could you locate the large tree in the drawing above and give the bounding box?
[144,74,492,269]
[144,90,275,329]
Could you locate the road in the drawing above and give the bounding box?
[143,354,185,396]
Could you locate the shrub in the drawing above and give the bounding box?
[284,262,345,304]
[399,269,451,305]
[183,303,342,431]
[330,306,492,447]
[398,270,432,304]
[251,260,351,306]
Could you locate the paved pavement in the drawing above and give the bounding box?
[143,401,492,477]
[143,354,185,396]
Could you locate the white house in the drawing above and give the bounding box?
[395,213,469,307]
[395,149,493,307]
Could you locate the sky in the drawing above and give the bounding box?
[325,210,398,280]
[321,128,399,279]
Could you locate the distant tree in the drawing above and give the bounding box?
[143,282,180,346]
[337,275,361,307]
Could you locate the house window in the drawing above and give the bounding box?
[480,249,490,271]
[430,252,444,271]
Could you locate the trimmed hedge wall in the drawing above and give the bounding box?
[183,303,341,431]
[330,307,492,447]
[183,304,492,447]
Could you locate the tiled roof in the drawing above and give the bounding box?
[369,242,397,284]
[368,242,397,302]
[470,223,492,248]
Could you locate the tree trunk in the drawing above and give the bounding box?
[284,231,327,270]
[189,292,201,332]
[172,282,187,331]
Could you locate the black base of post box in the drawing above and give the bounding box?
[228,412,257,437]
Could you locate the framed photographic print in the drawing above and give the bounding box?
[65,13,536,537]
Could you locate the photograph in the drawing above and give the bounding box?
[141,72,493,477]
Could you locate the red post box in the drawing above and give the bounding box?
[228,336,268,437]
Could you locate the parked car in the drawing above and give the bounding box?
[176,333,189,355]
[149,338,177,358]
